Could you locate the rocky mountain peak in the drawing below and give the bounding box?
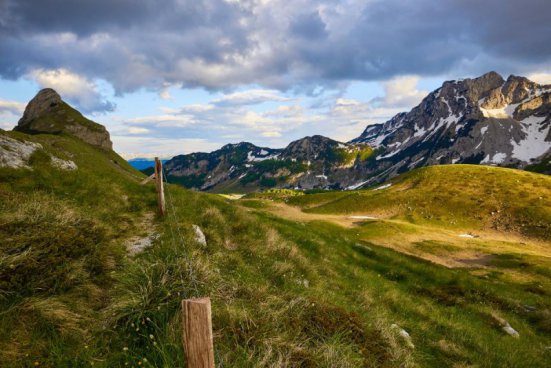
[281,135,344,161]
[14,89,113,150]
[17,88,62,126]
[480,74,540,110]
[458,71,505,104]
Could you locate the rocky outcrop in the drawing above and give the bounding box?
[14,89,113,150]
[17,88,62,124]
[351,71,551,186]
[0,135,42,169]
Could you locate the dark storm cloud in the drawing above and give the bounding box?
[0,0,550,93]
[290,11,328,40]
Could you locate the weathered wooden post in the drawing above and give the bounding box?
[154,157,166,216]
[181,298,215,368]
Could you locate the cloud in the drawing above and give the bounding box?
[0,99,25,130]
[373,76,429,108]
[127,127,150,134]
[123,114,195,128]
[212,89,292,106]
[528,73,551,85]
[113,77,422,152]
[0,99,26,116]
[0,0,549,94]
[29,68,115,113]
[112,136,222,158]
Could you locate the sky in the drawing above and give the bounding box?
[0,0,550,158]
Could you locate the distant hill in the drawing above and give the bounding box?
[164,137,373,192]
[164,71,551,192]
[283,164,551,241]
[128,158,168,170]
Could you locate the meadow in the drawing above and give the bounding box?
[1,131,550,367]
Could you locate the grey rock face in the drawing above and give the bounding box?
[351,72,551,187]
[0,135,42,169]
[17,88,62,126]
[14,89,113,150]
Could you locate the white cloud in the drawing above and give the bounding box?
[528,73,551,85]
[123,114,195,128]
[0,121,16,130]
[179,104,215,113]
[28,68,115,113]
[213,89,292,106]
[376,76,429,108]
[261,131,282,137]
[127,127,150,134]
[159,89,172,100]
[0,99,25,130]
[108,78,430,155]
[0,99,26,116]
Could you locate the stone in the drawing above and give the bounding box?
[391,323,415,349]
[0,135,42,169]
[192,225,207,247]
[50,155,78,170]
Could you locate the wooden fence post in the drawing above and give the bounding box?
[181,298,215,368]
[154,157,166,215]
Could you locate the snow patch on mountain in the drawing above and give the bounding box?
[512,115,550,161]
[247,150,279,162]
[346,179,370,190]
[481,152,507,164]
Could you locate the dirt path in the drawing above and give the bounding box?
[263,201,380,228]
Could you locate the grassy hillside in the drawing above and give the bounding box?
[2,134,551,367]
[280,165,551,241]
[0,131,153,365]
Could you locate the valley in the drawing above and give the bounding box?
[1,86,550,367]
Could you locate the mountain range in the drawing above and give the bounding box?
[163,71,551,192]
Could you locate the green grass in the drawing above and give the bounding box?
[0,131,152,365]
[286,164,551,241]
[1,131,551,367]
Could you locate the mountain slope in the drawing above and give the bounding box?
[351,72,551,184]
[280,164,551,241]
[164,136,373,192]
[165,72,550,192]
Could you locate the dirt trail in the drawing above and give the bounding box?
[263,201,379,228]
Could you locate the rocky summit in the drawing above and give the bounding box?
[351,71,551,184]
[14,88,113,150]
[164,71,551,192]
